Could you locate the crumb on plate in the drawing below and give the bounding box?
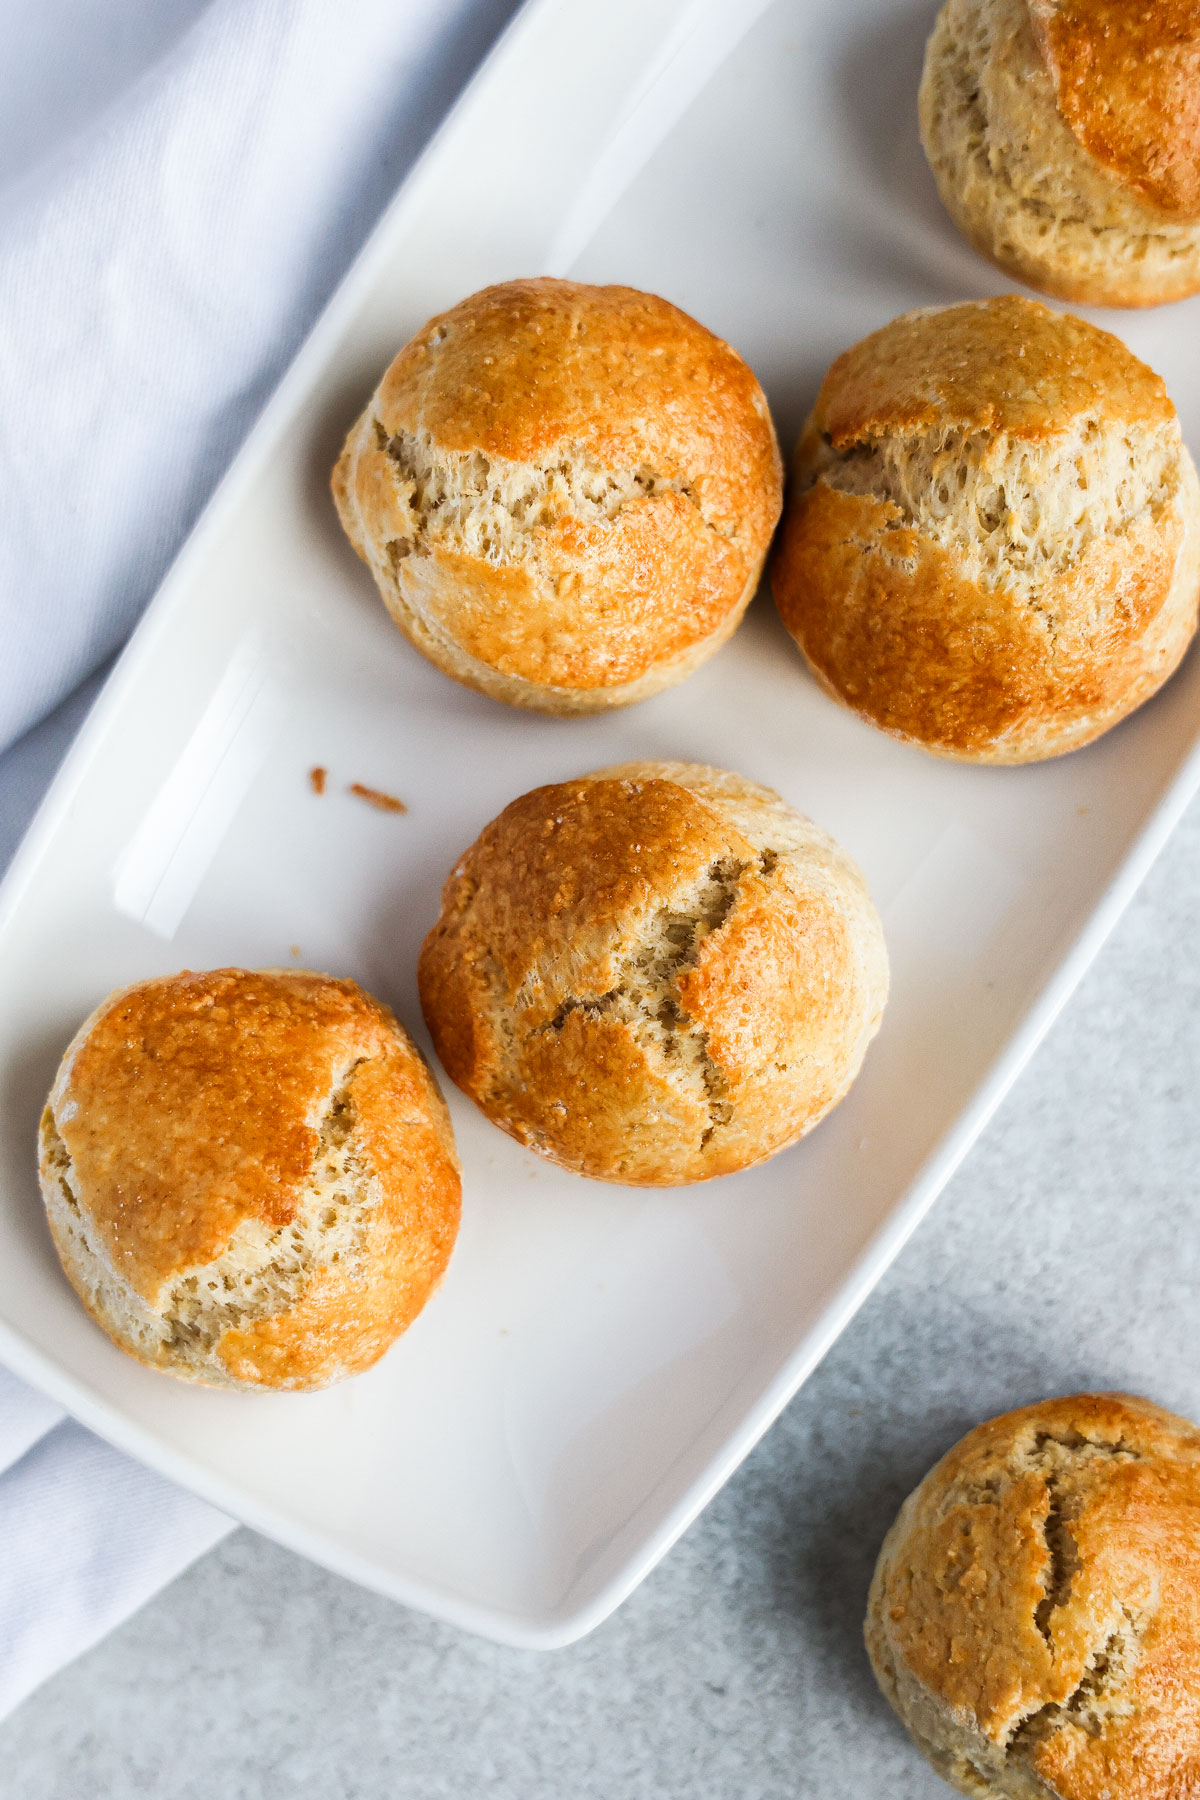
[349,782,407,814]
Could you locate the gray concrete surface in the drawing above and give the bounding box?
[3,697,1199,1795]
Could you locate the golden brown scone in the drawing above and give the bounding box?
[920,0,1200,308]
[772,297,1200,763]
[418,762,887,1185]
[866,1393,1200,1799]
[331,278,782,714]
[39,969,461,1391]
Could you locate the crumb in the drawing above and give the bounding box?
[349,782,407,814]
[309,766,327,795]
[290,945,301,958]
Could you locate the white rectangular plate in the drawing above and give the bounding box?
[3,0,1200,1649]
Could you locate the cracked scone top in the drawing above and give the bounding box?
[331,278,782,714]
[771,297,1200,763]
[417,762,887,1186]
[919,0,1200,307]
[39,969,461,1391]
[866,1393,1200,1800]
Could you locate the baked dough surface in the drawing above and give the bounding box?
[40,968,461,1390]
[332,278,782,712]
[867,1393,1200,1799]
[919,0,1200,307]
[772,297,1200,762]
[419,762,887,1185]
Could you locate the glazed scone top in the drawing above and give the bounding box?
[869,1393,1200,1799]
[47,967,458,1309]
[338,278,782,706]
[1031,0,1200,219]
[775,295,1200,762]
[815,295,1175,446]
[428,766,858,1064]
[372,278,780,550]
[419,762,887,1185]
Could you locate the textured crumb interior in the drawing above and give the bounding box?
[537,855,752,1150]
[923,0,1200,287]
[873,1426,1151,1798]
[41,1066,379,1386]
[1004,1434,1144,1750]
[375,421,722,569]
[807,416,1182,594]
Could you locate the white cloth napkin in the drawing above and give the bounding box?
[0,0,520,1721]
[0,1368,233,1721]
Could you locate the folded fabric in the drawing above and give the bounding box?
[0,0,520,1722]
[0,683,232,1723]
[0,1369,233,1721]
[0,0,518,759]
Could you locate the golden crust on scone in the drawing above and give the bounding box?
[920,0,1200,308]
[417,762,887,1186]
[866,1393,1200,1800]
[1031,0,1200,221]
[771,297,1200,763]
[39,968,461,1391]
[816,299,1175,442]
[331,278,782,713]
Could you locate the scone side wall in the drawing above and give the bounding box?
[418,762,887,1187]
[331,278,783,711]
[865,1529,1007,1800]
[38,968,462,1391]
[865,1392,1200,1800]
[918,0,1200,309]
[771,298,1200,763]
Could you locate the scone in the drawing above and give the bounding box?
[418,762,887,1185]
[39,968,461,1390]
[332,278,782,713]
[866,1392,1200,1799]
[920,0,1200,308]
[772,296,1200,763]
